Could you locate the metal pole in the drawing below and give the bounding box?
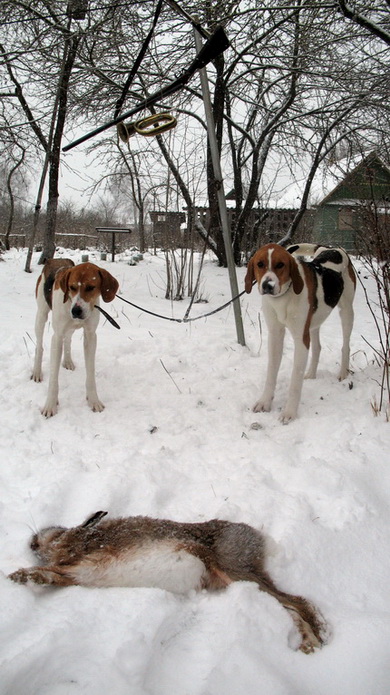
[193,28,245,346]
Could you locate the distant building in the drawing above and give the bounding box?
[150,203,316,252]
[193,205,300,242]
[149,211,186,248]
[312,151,390,251]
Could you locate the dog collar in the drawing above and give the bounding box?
[273,280,292,298]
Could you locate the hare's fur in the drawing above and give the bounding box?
[9,512,328,654]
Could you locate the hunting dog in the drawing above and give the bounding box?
[9,511,327,654]
[245,243,356,423]
[32,259,119,417]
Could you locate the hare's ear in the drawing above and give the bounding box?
[81,511,108,528]
[98,269,119,303]
[59,268,72,303]
[290,257,304,295]
[245,258,255,294]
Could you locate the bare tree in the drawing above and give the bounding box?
[1,0,389,269]
[337,0,390,47]
[357,198,390,418]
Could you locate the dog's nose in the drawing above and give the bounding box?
[71,304,83,319]
[261,279,275,294]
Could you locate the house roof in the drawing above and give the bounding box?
[318,151,390,206]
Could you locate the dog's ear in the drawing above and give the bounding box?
[98,268,119,303]
[290,256,304,294]
[245,258,255,293]
[59,268,72,303]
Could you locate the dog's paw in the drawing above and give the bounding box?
[253,398,272,413]
[279,410,297,424]
[88,397,105,413]
[62,359,75,371]
[41,402,58,418]
[31,371,43,383]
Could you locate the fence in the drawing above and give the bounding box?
[0,231,139,252]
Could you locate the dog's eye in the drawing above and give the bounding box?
[85,285,95,293]
[70,284,78,292]
[275,262,284,270]
[257,261,264,268]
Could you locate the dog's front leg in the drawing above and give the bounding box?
[281,341,309,423]
[31,303,49,383]
[83,328,104,412]
[41,332,64,417]
[253,324,285,413]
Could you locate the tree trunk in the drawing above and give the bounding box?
[39,34,80,263]
[5,149,25,250]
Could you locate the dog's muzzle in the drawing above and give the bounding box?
[261,279,276,295]
[71,304,85,319]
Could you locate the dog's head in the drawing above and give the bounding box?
[59,262,119,320]
[245,244,303,297]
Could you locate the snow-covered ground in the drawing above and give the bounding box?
[0,247,389,695]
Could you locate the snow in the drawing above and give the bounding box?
[1,247,390,695]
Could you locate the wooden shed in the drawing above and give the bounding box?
[312,151,390,251]
[149,211,186,248]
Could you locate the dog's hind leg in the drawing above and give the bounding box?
[62,329,76,371]
[305,327,321,379]
[338,296,354,380]
[281,341,310,423]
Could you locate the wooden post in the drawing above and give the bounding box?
[111,231,116,262]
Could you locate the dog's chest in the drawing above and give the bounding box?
[263,290,302,326]
[73,540,207,592]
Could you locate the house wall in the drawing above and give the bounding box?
[313,205,357,251]
[312,156,390,252]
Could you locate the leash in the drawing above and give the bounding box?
[115,288,248,324]
[94,304,121,329]
[94,278,254,330]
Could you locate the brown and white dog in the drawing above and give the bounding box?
[32,259,119,417]
[9,511,328,654]
[245,243,356,423]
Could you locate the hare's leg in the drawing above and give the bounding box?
[213,523,327,653]
[9,566,75,586]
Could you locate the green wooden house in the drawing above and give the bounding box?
[312,152,390,251]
